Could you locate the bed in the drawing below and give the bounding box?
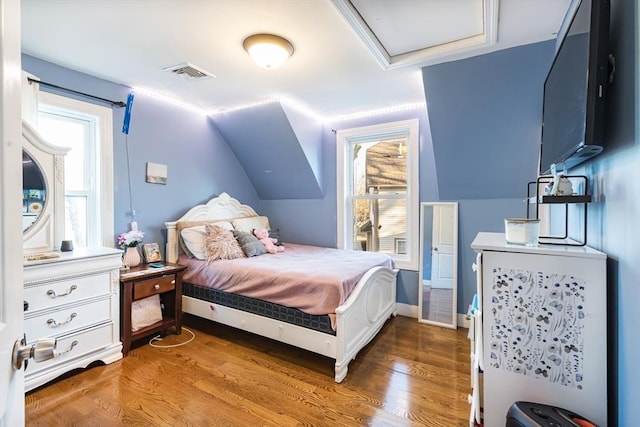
[165,192,398,382]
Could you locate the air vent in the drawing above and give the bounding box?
[163,62,215,80]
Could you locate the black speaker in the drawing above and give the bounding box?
[506,401,597,427]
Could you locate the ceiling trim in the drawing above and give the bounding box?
[331,0,499,70]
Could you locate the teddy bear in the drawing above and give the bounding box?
[253,228,284,254]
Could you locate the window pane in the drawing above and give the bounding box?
[65,195,87,248]
[38,114,87,192]
[351,138,407,196]
[351,198,407,255]
[351,199,370,251]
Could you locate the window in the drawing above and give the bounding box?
[37,92,114,248]
[337,119,419,270]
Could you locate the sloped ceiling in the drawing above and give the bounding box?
[211,102,323,200]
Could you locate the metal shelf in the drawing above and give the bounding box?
[539,194,592,204]
[527,175,590,246]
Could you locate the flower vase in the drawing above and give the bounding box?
[123,246,141,268]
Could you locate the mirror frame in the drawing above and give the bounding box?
[22,121,69,255]
[418,202,458,329]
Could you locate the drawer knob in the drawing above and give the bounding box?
[47,285,78,299]
[154,284,160,290]
[47,312,77,328]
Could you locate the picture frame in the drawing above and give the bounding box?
[146,162,168,184]
[142,242,162,263]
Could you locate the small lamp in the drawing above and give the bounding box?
[243,34,294,69]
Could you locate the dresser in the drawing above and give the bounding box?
[470,232,607,427]
[23,247,123,392]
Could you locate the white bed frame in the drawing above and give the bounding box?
[165,193,398,382]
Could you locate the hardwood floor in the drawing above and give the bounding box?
[25,315,471,426]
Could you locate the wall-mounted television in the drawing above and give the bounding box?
[538,0,610,175]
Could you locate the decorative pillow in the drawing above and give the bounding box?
[204,224,245,262]
[179,221,234,259]
[233,230,267,257]
[231,216,270,233]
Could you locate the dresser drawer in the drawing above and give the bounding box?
[133,274,175,300]
[25,297,113,340]
[25,322,116,376]
[24,272,112,313]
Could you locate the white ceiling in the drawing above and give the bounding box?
[21,0,571,119]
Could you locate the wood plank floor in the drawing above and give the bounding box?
[25,314,471,426]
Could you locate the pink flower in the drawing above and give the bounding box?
[117,230,144,248]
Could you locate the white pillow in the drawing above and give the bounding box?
[231,216,270,233]
[181,221,234,259]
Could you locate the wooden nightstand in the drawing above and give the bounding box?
[119,263,187,356]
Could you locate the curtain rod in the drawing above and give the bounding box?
[28,77,126,108]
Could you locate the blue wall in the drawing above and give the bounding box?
[422,41,554,201]
[421,41,556,313]
[22,55,259,252]
[212,102,323,200]
[570,0,638,424]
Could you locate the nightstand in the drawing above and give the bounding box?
[119,263,186,356]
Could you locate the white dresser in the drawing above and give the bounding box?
[23,247,123,392]
[470,232,607,427]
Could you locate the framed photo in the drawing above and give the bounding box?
[146,162,168,184]
[142,242,162,263]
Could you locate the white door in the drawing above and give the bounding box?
[430,204,455,289]
[0,1,26,426]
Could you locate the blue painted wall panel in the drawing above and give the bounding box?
[422,41,555,201]
[212,103,323,199]
[281,103,324,188]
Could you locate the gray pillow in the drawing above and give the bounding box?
[232,230,266,257]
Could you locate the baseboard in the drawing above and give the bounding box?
[395,303,418,318]
[396,303,469,329]
[458,313,470,329]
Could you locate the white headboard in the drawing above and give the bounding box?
[164,192,258,263]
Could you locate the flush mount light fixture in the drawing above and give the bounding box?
[243,34,294,69]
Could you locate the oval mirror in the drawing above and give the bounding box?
[419,202,458,329]
[22,150,47,232]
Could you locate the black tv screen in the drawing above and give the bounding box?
[539,0,610,175]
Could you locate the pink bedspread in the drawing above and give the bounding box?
[179,243,394,329]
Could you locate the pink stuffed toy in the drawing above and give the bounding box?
[253,228,284,254]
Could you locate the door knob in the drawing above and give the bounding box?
[12,335,57,370]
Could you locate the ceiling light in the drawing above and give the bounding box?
[243,34,294,69]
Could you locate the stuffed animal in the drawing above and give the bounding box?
[253,228,284,254]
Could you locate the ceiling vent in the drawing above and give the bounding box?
[163,62,215,80]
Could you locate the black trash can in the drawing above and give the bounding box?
[506,401,597,427]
